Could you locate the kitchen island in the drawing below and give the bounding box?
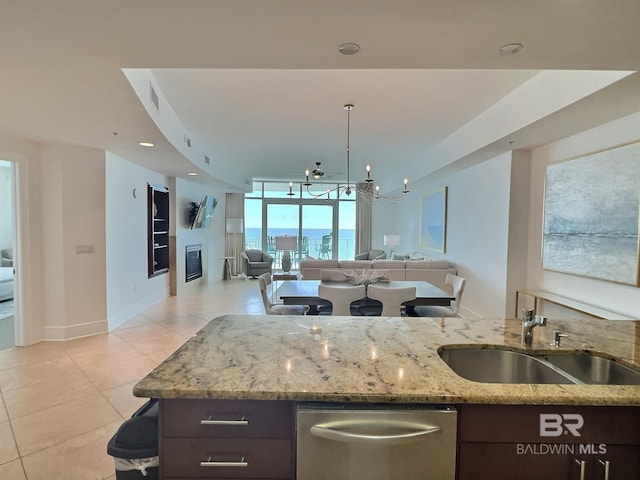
[134,315,640,479]
[135,314,640,405]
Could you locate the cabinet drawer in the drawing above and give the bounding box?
[459,405,640,443]
[458,443,640,480]
[458,443,574,480]
[162,438,292,478]
[162,399,293,438]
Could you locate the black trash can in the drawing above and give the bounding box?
[107,399,159,479]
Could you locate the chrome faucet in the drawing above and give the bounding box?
[521,308,547,347]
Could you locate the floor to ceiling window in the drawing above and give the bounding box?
[245,181,356,269]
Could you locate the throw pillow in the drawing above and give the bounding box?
[343,269,388,286]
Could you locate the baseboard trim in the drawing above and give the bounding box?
[107,290,168,331]
[43,319,109,341]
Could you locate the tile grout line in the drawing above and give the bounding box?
[0,278,260,479]
[59,343,132,424]
[0,385,28,478]
[7,347,121,471]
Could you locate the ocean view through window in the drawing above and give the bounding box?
[245,181,356,267]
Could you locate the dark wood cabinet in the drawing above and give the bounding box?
[457,404,640,480]
[155,399,639,479]
[159,399,295,480]
[148,183,170,278]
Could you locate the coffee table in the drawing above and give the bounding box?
[272,271,298,281]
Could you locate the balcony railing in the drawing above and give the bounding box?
[244,236,356,269]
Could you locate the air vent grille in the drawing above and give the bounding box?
[150,85,159,111]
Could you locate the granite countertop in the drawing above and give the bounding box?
[134,315,640,406]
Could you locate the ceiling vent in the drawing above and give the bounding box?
[150,84,159,111]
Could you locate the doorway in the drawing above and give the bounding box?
[0,159,16,350]
[264,199,338,271]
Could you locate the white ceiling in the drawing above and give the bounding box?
[1,1,640,191]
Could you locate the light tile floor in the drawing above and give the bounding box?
[0,277,264,480]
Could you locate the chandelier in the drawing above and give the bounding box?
[289,104,409,202]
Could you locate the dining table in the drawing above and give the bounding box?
[275,279,455,314]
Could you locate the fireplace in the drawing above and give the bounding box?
[185,244,202,282]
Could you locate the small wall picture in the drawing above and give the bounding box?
[543,141,640,286]
[421,186,448,253]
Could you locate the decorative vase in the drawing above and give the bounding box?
[282,251,292,273]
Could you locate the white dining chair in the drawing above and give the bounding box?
[318,284,366,316]
[413,274,466,318]
[258,273,306,315]
[366,285,416,317]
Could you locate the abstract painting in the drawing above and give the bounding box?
[421,186,448,253]
[543,142,640,285]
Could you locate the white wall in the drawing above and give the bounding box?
[527,111,640,318]
[389,152,514,318]
[371,200,396,253]
[174,177,226,291]
[105,152,170,330]
[40,144,108,340]
[386,111,640,320]
[505,150,533,317]
[105,157,229,330]
[0,136,233,341]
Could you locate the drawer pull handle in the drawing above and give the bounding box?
[200,456,248,468]
[200,416,248,426]
[310,422,441,446]
[599,459,610,480]
[574,459,586,480]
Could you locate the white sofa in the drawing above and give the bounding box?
[299,259,456,291]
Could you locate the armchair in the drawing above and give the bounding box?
[354,249,387,260]
[0,248,12,267]
[241,249,273,278]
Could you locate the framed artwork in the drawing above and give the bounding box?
[542,141,640,286]
[421,186,448,253]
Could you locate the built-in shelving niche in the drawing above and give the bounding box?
[147,183,170,278]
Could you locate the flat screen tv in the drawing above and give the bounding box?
[189,195,218,229]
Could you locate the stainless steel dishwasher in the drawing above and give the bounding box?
[296,404,457,480]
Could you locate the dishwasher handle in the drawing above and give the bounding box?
[310,422,441,446]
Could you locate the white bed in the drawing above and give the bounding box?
[0,267,14,302]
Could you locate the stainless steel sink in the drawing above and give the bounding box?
[536,352,640,385]
[438,348,575,384]
[439,346,640,385]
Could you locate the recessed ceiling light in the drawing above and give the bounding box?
[187,172,198,176]
[499,43,523,55]
[338,43,361,55]
[138,141,155,147]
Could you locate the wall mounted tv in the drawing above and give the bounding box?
[189,195,218,229]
